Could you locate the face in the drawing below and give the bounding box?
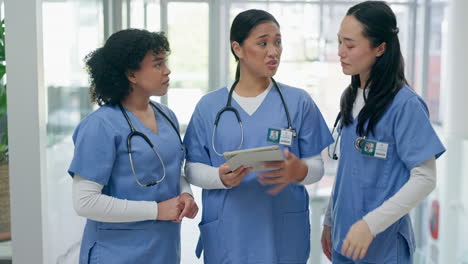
[128,51,171,97]
[232,21,282,78]
[338,15,385,81]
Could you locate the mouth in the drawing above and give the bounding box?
[266,60,279,69]
[162,79,170,86]
[341,61,350,67]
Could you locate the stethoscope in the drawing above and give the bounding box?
[327,111,368,160]
[119,102,184,187]
[211,77,296,156]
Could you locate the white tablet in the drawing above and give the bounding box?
[223,145,284,172]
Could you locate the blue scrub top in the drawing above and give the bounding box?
[68,102,184,264]
[184,83,333,264]
[331,86,446,263]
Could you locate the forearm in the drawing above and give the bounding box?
[298,154,325,185]
[323,195,333,227]
[72,174,158,223]
[363,157,436,236]
[180,171,194,196]
[184,162,230,189]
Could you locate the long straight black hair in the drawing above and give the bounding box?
[340,1,408,136]
[230,9,279,81]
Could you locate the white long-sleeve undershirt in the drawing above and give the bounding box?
[323,88,437,236]
[185,154,324,189]
[72,173,193,222]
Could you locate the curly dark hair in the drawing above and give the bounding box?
[84,28,170,105]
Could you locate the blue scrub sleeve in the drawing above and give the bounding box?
[394,96,445,170]
[68,115,117,186]
[298,92,334,158]
[183,106,212,165]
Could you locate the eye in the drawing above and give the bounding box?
[276,39,282,45]
[258,42,267,47]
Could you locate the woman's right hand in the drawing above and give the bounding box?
[321,225,333,261]
[156,196,183,221]
[219,163,252,187]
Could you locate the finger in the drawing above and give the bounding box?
[325,248,332,261]
[359,247,368,259]
[219,163,232,174]
[345,244,354,258]
[233,167,252,180]
[321,238,332,261]
[325,239,332,256]
[267,183,288,195]
[352,247,361,260]
[259,169,283,178]
[229,167,246,177]
[178,203,191,221]
[284,148,298,160]
[259,176,284,185]
[190,206,199,219]
[176,201,185,210]
[341,240,350,256]
[262,161,285,169]
[186,203,197,219]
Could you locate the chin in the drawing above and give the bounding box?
[265,70,278,78]
[342,68,354,76]
[153,90,167,97]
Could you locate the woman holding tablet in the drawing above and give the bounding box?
[183,9,333,264]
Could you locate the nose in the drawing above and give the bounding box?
[165,67,171,76]
[338,43,346,58]
[267,45,280,58]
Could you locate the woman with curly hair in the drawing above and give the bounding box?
[68,28,198,264]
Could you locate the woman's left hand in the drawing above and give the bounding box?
[176,193,198,222]
[340,219,374,260]
[258,148,308,195]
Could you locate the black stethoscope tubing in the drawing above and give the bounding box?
[212,77,296,156]
[119,101,183,187]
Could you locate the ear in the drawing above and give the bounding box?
[375,42,386,57]
[126,70,137,84]
[231,41,244,59]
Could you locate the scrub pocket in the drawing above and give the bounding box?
[397,233,412,264]
[398,217,415,263]
[278,210,310,263]
[80,242,97,264]
[199,220,227,264]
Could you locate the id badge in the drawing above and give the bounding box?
[360,139,388,159]
[267,128,293,146]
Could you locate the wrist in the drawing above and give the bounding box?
[219,177,233,189]
[180,192,194,200]
[155,202,160,220]
[218,171,233,189]
[295,161,308,182]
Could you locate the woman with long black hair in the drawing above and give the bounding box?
[321,1,445,263]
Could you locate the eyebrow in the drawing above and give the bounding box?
[152,57,166,62]
[256,33,282,39]
[337,34,355,42]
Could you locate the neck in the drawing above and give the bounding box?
[359,71,370,89]
[235,68,271,97]
[121,90,151,112]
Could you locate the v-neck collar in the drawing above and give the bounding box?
[226,81,274,117]
[122,105,160,136]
